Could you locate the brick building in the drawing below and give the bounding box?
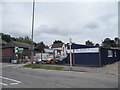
[1,41,39,63]
[0,38,7,62]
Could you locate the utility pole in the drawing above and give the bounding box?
[31,0,35,63]
[69,38,72,69]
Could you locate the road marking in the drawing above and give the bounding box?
[0,76,21,83]
[2,65,16,68]
[10,83,19,85]
[0,82,8,86]
[4,65,15,66]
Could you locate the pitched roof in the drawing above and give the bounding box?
[3,41,31,49]
[0,38,7,45]
[51,43,64,48]
[67,43,97,49]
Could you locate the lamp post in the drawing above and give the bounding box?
[31,0,35,63]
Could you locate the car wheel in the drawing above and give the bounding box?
[51,61,55,64]
[41,61,45,64]
[62,61,65,64]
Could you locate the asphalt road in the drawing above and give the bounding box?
[1,63,118,88]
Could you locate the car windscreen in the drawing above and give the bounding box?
[47,56,53,58]
[60,56,67,58]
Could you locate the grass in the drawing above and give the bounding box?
[24,64,64,70]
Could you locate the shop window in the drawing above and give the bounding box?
[108,50,113,57]
[114,51,117,57]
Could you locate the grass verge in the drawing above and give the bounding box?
[24,64,64,70]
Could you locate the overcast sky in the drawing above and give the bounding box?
[1,0,118,45]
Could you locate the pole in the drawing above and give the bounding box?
[73,49,75,65]
[41,51,42,62]
[69,38,72,69]
[31,0,35,63]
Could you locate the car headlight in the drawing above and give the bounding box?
[33,61,36,64]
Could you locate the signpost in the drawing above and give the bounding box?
[14,47,24,63]
[69,38,72,69]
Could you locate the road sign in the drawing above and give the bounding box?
[14,47,24,54]
[18,48,24,54]
[15,47,19,53]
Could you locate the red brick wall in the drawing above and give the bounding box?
[1,48,38,59]
[0,49,2,56]
[1,48,14,62]
[2,48,13,57]
[23,49,31,58]
[1,48,32,62]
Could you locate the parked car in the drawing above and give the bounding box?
[54,55,67,64]
[42,56,55,64]
[33,58,44,64]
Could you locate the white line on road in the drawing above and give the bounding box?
[0,82,8,86]
[10,83,19,85]
[0,76,21,83]
[2,65,16,68]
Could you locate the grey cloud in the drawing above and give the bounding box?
[34,24,84,38]
[2,2,118,45]
[85,22,99,29]
[35,25,71,36]
[2,23,31,38]
[100,13,116,22]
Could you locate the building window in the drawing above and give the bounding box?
[114,51,117,57]
[108,50,113,57]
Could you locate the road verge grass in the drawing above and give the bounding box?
[24,64,64,70]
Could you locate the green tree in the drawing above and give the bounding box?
[85,40,94,46]
[95,43,100,47]
[1,33,41,47]
[36,42,45,53]
[114,37,120,47]
[11,37,16,41]
[102,38,116,48]
[53,40,63,44]
[16,36,33,44]
[0,33,12,42]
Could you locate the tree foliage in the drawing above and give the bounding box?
[1,33,48,52]
[16,36,33,45]
[102,38,118,48]
[114,37,120,47]
[0,33,37,46]
[53,40,63,44]
[1,33,12,42]
[36,42,45,53]
[85,40,94,46]
[1,33,120,50]
[95,43,100,47]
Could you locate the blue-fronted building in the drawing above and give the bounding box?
[67,43,120,66]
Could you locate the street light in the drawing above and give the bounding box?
[31,0,35,63]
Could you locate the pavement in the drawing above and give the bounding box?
[1,62,118,88]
